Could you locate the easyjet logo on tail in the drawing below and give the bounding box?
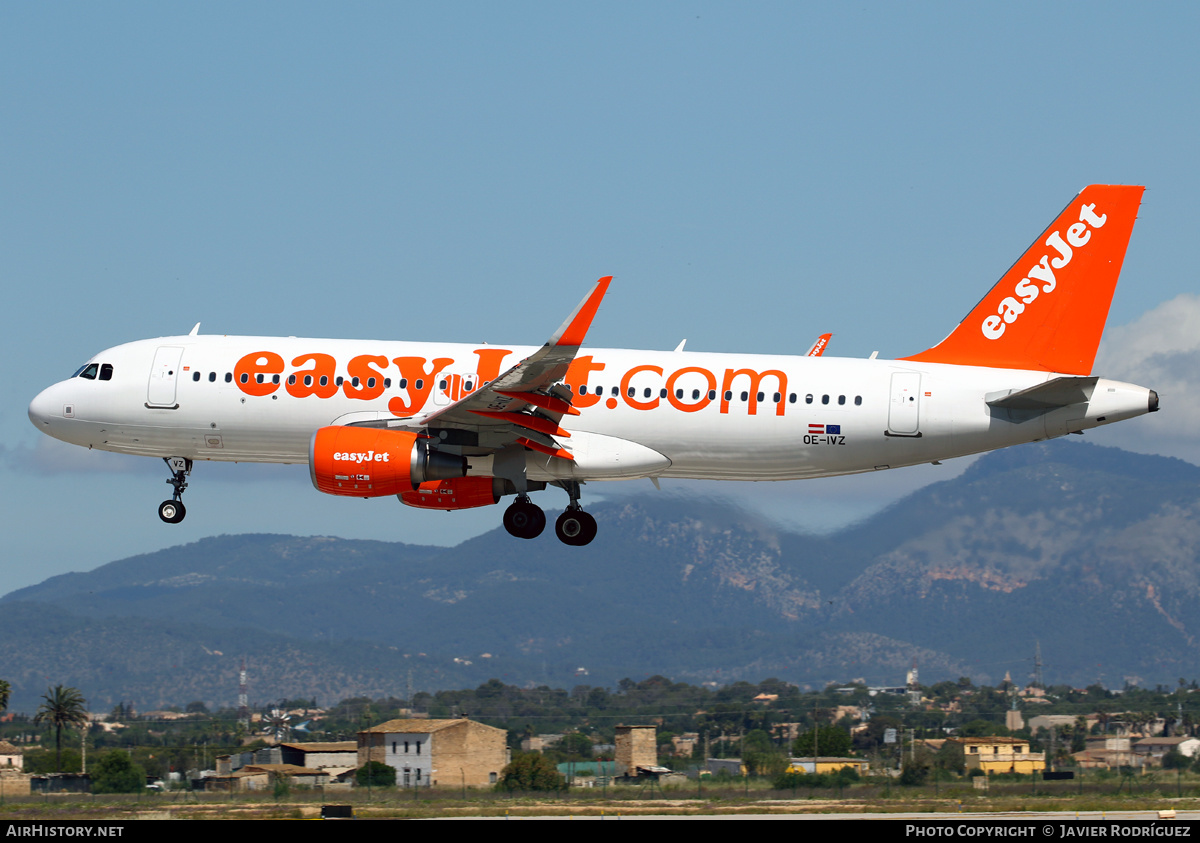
[981,202,1108,340]
[900,185,1144,375]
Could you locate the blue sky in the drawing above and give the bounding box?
[3,3,1199,593]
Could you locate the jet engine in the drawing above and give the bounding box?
[399,477,502,510]
[309,426,465,497]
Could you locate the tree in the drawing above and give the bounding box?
[935,740,965,775]
[742,729,788,777]
[497,752,566,792]
[793,725,853,758]
[1162,749,1189,770]
[91,751,146,794]
[356,761,396,787]
[0,679,9,714]
[554,732,594,760]
[34,685,88,773]
[900,759,930,786]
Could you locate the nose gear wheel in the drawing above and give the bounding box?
[158,457,192,524]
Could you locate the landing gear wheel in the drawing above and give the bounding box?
[503,499,545,539]
[555,509,597,546]
[158,499,186,524]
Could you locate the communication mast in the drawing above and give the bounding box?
[238,658,249,727]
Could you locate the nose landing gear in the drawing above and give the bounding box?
[158,456,191,524]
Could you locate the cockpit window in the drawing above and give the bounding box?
[75,364,99,380]
[99,364,114,381]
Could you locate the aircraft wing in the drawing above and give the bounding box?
[386,277,612,459]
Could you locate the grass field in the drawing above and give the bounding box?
[4,777,1200,820]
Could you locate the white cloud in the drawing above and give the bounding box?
[1091,294,1200,463]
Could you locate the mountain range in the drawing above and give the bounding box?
[2,439,1199,712]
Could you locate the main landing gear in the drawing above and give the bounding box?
[501,481,597,546]
[158,456,192,524]
[502,495,545,539]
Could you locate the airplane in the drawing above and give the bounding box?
[28,185,1158,546]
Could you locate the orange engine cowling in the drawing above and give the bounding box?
[309,426,466,498]
[399,477,501,510]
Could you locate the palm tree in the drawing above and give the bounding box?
[33,685,88,772]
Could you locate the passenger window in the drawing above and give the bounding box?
[225,373,233,383]
[789,393,797,403]
[319,376,328,386]
[773,393,780,403]
[287,375,296,385]
[415,379,424,390]
[272,374,280,385]
[855,396,862,406]
[658,388,666,399]
[805,394,813,404]
[579,385,588,395]
[756,391,764,402]
[692,389,700,400]
[438,379,447,390]
[822,394,830,405]
[100,364,114,381]
[838,395,845,405]
[193,372,201,382]
[645,388,653,399]
[709,390,717,400]
[336,376,344,386]
[305,375,313,387]
[255,374,263,384]
[724,391,733,401]
[464,380,472,391]
[676,389,684,399]
[627,387,635,398]
[385,378,392,388]
[209,372,216,382]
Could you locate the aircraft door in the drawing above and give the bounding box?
[887,372,921,436]
[147,346,185,408]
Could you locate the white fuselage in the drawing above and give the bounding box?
[28,334,1156,483]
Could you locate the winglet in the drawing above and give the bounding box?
[806,333,832,357]
[549,276,612,347]
[900,185,1144,375]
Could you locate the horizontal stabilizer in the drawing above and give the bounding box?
[986,376,1098,410]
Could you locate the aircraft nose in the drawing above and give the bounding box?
[28,385,60,430]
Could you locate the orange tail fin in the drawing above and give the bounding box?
[901,185,1144,375]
